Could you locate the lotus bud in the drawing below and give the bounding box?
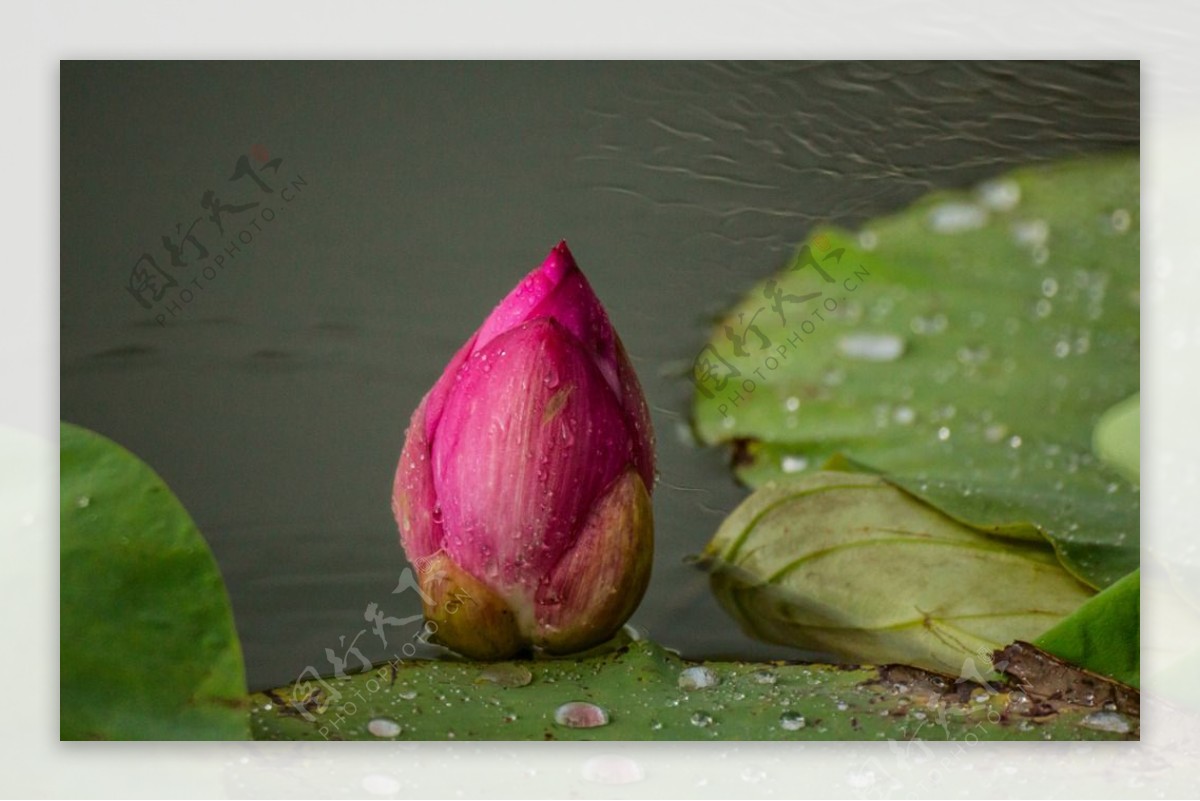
[392,242,655,659]
[703,471,1093,676]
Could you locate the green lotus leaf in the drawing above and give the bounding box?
[250,638,1133,741]
[60,423,248,740]
[691,154,1139,591]
[1035,569,1139,688]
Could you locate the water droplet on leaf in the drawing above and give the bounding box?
[779,711,807,731]
[367,718,402,738]
[837,333,905,362]
[554,701,609,728]
[678,666,720,690]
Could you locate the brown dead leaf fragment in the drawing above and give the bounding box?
[994,641,1140,718]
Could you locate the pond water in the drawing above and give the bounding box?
[60,61,1138,690]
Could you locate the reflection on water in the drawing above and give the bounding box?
[60,61,1138,690]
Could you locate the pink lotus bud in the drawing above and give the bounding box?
[392,242,655,659]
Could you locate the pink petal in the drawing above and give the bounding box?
[430,317,633,595]
[473,241,654,488]
[392,395,445,563]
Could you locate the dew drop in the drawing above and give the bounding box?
[956,345,990,366]
[367,718,402,738]
[751,669,777,685]
[1054,340,1071,358]
[689,711,714,728]
[1110,208,1131,234]
[1081,711,1131,734]
[937,426,951,442]
[928,202,987,233]
[836,701,849,711]
[75,496,91,509]
[397,689,418,700]
[1041,277,1059,298]
[781,455,809,474]
[678,666,720,691]
[1035,299,1053,318]
[1012,219,1049,248]
[984,424,1008,443]
[858,230,878,251]
[784,396,800,413]
[779,711,807,731]
[554,701,609,728]
[1009,435,1023,449]
[837,332,905,362]
[476,664,533,688]
[892,406,916,425]
[976,179,1021,212]
[910,313,948,335]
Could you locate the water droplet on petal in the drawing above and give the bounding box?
[367,718,402,738]
[554,701,609,728]
[678,666,720,690]
[779,711,807,731]
[837,333,905,362]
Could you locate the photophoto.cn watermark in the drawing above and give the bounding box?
[266,556,472,739]
[122,143,309,326]
[690,233,871,416]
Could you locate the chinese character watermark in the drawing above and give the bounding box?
[691,234,871,416]
[122,144,309,325]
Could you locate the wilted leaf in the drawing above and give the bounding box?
[702,471,1094,676]
[692,155,1139,590]
[60,423,248,740]
[1034,569,1139,688]
[250,639,1132,741]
